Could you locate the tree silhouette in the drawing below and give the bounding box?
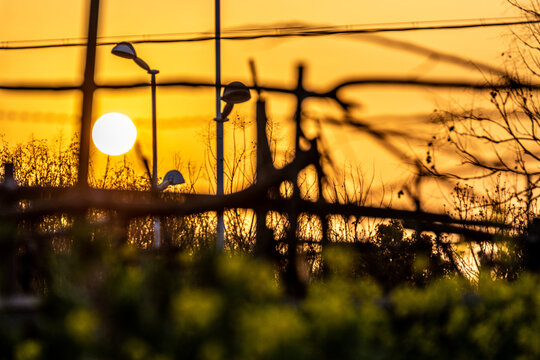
[428,2,540,224]
[328,220,453,291]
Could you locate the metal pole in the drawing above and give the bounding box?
[150,69,161,248]
[215,0,225,252]
[150,70,158,188]
[78,0,100,188]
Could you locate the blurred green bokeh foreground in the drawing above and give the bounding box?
[2,227,540,360]
[0,136,537,360]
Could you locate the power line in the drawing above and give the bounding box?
[3,77,540,94]
[1,17,538,51]
[1,16,525,44]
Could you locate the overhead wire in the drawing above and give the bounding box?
[0,16,538,50]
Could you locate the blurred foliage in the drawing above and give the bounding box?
[2,233,540,360]
[2,129,539,359]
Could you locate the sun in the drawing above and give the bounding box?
[92,113,137,156]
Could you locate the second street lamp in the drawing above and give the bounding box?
[215,81,251,251]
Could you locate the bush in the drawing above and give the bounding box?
[3,233,540,360]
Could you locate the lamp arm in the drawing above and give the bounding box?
[156,180,171,191]
[134,57,151,72]
[221,103,234,119]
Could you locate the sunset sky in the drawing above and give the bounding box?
[0,0,523,204]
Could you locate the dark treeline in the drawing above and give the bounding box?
[0,133,529,292]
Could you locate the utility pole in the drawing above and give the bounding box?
[215,0,225,252]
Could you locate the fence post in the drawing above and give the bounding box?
[2,162,16,190]
[282,65,307,297]
[77,0,100,188]
[254,98,275,259]
[523,218,540,272]
[1,162,18,293]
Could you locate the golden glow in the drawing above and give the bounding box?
[0,0,517,199]
[92,112,137,156]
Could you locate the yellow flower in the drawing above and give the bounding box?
[171,289,222,333]
[15,340,42,360]
[65,308,98,344]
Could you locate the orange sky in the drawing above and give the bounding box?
[0,0,522,204]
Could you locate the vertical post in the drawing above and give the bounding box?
[294,65,304,152]
[254,99,273,258]
[1,163,17,294]
[151,70,158,189]
[77,0,101,188]
[154,217,162,248]
[523,218,540,272]
[215,0,225,252]
[150,70,161,249]
[2,163,16,190]
[284,65,306,297]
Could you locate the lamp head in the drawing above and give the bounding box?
[112,42,137,59]
[157,170,185,191]
[222,81,251,104]
[163,170,185,186]
[112,42,152,72]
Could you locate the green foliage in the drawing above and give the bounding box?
[2,127,539,358]
[3,228,540,360]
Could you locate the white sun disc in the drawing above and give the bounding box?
[92,112,137,156]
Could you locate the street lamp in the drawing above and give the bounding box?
[112,42,159,189]
[221,81,251,117]
[215,81,251,251]
[112,41,164,247]
[157,169,185,191]
[154,170,185,248]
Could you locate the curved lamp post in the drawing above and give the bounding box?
[154,170,185,247]
[215,81,251,251]
[112,42,160,189]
